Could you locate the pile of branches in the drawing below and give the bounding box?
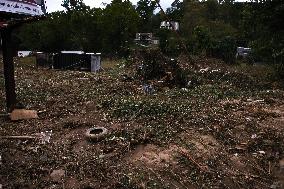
[127,48,188,88]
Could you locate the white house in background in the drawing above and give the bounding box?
[18,51,32,57]
[160,21,180,31]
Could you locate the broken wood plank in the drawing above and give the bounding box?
[10,109,38,121]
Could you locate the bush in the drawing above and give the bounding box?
[211,36,237,64]
[274,63,284,80]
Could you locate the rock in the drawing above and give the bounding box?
[10,109,38,121]
[50,169,65,182]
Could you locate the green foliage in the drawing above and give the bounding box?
[15,0,284,65]
[102,0,140,54]
[136,0,157,21]
[212,36,237,64]
[18,0,139,55]
[166,0,185,21]
[181,0,237,62]
[62,0,88,11]
[136,0,158,32]
[180,0,283,65]
[241,0,284,64]
[273,63,284,80]
[157,29,169,53]
[157,28,183,57]
[192,26,212,55]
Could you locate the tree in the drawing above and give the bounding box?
[136,0,158,32]
[247,0,284,64]
[62,0,88,11]
[166,0,185,21]
[101,0,140,54]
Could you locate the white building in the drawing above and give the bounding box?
[160,21,180,31]
[18,51,32,57]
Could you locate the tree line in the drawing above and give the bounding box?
[15,0,283,64]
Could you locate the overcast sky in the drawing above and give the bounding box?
[45,0,249,14]
[46,0,174,13]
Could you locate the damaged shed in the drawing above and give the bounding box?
[51,51,101,72]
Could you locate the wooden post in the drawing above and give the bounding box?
[1,27,17,112]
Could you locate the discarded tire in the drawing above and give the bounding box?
[85,127,108,142]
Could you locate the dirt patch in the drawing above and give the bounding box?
[64,177,80,189]
[178,132,222,160]
[127,144,178,167]
[259,105,284,131]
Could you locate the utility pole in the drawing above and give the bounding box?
[0,0,46,113]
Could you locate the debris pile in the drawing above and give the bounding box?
[128,49,188,88]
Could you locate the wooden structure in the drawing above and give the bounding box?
[0,0,45,112]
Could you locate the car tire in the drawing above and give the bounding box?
[85,127,108,142]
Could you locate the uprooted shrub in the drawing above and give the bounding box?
[127,48,188,87]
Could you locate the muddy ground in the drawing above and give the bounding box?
[0,57,283,189]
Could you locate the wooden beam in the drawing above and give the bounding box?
[1,27,17,112]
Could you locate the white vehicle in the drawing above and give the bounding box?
[236,47,252,58]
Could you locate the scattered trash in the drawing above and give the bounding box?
[258,150,266,155]
[38,110,47,114]
[251,134,257,139]
[181,88,189,92]
[99,154,105,159]
[229,144,247,153]
[38,130,53,144]
[143,84,155,95]
[246,117,252,121]
[10,109,38,121]
[108,136,126,141]
[121,74,134,82]
[186,80,192,87]
[254,99,265,103]
[28,146,40,153]
[246,99,265,103]
[211,69,220,73]
[199,67,210,73]
[252,152,258,157]
[0,130,52,144]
